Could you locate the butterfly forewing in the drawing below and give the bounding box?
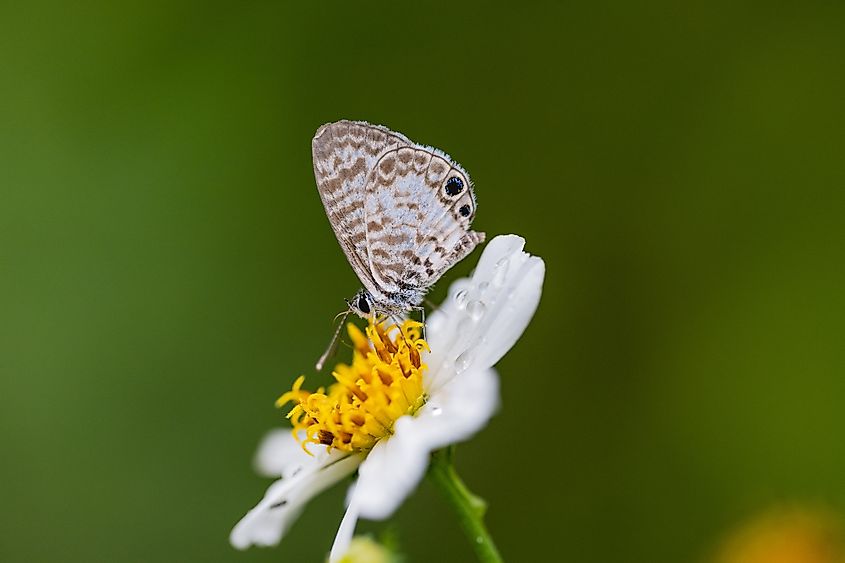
[312,121,411,298]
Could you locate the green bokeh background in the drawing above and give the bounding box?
[2,2,844,562]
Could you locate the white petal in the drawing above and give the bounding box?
[471,254,544,369]
[349,421,431,520]
[230,451,362,550]
[253,429,320,478]
[426,235,545,392]
[349,367,499,520]
[411,367,499,450]
[328,494,360,563]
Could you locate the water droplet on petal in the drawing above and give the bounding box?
[493,257,510,287]
[466,300,486,320]
[454,289,469,308]
[455,350,474,374]
[430,406,443,416]
[477,281,490,294]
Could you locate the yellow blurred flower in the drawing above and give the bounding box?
[714,507,845,563]
[334,536,395,563]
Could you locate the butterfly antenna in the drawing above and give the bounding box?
[316,310,350,371]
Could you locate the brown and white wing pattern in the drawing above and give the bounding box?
[364,145,485,309]
[311,121,411,299]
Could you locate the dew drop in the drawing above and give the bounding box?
[492,257,510,287]
[454,289,469,308]
[466,300,486,320]
[455,350,474,374]
[477,281,490,294]
[430,406,443,417]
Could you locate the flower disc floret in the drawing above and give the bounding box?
[277,320,429,453]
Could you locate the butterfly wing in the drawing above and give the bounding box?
[312,121,411,298]
[363,144,485,307]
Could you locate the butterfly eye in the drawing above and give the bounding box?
[357,295,371,314]
[445,177,464,196]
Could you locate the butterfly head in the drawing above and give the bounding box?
[346,289,375,319]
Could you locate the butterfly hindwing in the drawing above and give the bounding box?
[364,145,484,305]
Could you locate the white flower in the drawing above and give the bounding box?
[230,234,545,560]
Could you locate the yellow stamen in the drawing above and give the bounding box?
[277,319,428,453]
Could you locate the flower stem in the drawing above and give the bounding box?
[427,448,504,563]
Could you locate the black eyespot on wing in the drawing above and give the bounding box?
[357,295,371,314]
[459,204,471,217]
[445,177,464,196]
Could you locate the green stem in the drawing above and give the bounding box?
[427,448,504,563]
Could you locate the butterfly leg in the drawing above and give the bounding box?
[387,313,413,347]
[406,305,427,340]
[420,307,427,340]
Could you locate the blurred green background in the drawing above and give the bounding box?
[2,2,844,562]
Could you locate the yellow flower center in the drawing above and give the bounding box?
[277,320,429,453]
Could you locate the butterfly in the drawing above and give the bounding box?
[312,120,484,365]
